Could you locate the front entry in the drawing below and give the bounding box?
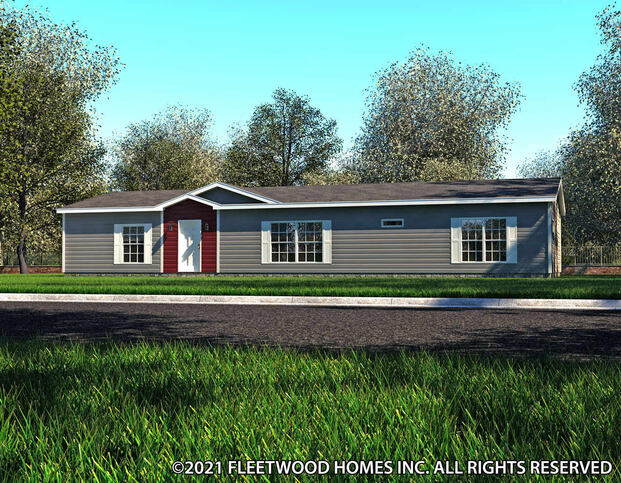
[178,219,202,272]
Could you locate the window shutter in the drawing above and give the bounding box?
[143,224,153,265]
[450,218,461,263]
[261,221,271,264]
[506,217,518,263]
[322,220,332,264]
[113,224,123,264]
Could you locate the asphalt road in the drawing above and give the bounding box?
[0,302,620,359]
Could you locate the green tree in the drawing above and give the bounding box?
[354,47,522,183]
[0,3,120,273]
[0,21,20,266]
[561,4,621,245]
[223,88,342,186]
[518,5,621,245]
[110,106,221,191]
[518,151,563,179]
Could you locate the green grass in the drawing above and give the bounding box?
[0,273,619,299]
[0,342,619,480]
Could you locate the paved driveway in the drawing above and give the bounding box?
[0,302,620,360]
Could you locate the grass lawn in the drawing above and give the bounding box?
[0,342,619,480]
[0,273,619,299]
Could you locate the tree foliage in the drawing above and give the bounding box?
[222,88,342,186]
[354,47,522,183]
[0,2,120,272]
[518,151,563,179]
[519,5,621,245]
[110,106,221,191]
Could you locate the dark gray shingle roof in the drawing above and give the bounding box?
[242,178,561,203]
[61,178,561,209]
[63,189,189,208]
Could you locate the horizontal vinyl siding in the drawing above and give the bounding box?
[65,212,161,273]
[219,204,548,274]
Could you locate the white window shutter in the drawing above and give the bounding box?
[506,216,518,263]
[143,224,153,265]
[261,221,271,264]
[450,218,461,263]
[322,220,332,263]
[113,224,123,264]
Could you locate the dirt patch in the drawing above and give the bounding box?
[562,266,621,275]
[0,266,62,274]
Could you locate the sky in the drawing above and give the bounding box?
[14,0,611,177]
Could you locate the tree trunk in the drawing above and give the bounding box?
[17,191,28,274]
[17,241,28,274]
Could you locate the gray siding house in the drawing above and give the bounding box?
[57,178,565,276]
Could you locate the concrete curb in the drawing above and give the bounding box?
[0,293,619,310]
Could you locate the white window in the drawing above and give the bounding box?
[450,217,517,264]
[261,220,332,264]
[114,224,152,264]
[381,218,404,228]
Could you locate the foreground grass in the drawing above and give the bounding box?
[0,274,620,299]
[0,342,619,481]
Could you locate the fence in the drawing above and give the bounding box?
[1,251,62,266]
[562,246,621,266]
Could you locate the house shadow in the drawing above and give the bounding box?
[0,304,619,361]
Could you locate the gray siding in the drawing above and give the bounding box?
[65,212,162,273]
[219,203,548,274]
[198,187,263,204]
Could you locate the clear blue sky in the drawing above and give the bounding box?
[16,0,610,177]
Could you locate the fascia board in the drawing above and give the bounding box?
[216,196,559,210]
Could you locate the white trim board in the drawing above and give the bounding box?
[61,214,66,273]
[57,195,559,214]
[547,204,553,275]
[217,196,558,210]
[189,182,278,204]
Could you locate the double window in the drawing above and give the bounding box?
[453,217,515,264]
[262,221,331,264]
[461,218,507,262]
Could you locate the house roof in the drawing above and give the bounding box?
[58,178,563,213]
[241,178,562,203]
[63,189,190,209]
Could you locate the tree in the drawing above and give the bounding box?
[354,47,522,183]
[517,5,621,245]
[110,106,221,191]
[518,151,563,179]
[0,3,120,273]
[0,21,20,267]
[562,4,621,245]
[222,88,342,186]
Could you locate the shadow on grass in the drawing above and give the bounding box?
[0,302,620,360]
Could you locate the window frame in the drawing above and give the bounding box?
[455,217,510,264]
[261,220,332,264]
[381,218,405,229]
[113,223,152,265]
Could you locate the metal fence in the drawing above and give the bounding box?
[562,246,621,266]
[1,251,62,266]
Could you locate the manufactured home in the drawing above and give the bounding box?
[57,178,564,276]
